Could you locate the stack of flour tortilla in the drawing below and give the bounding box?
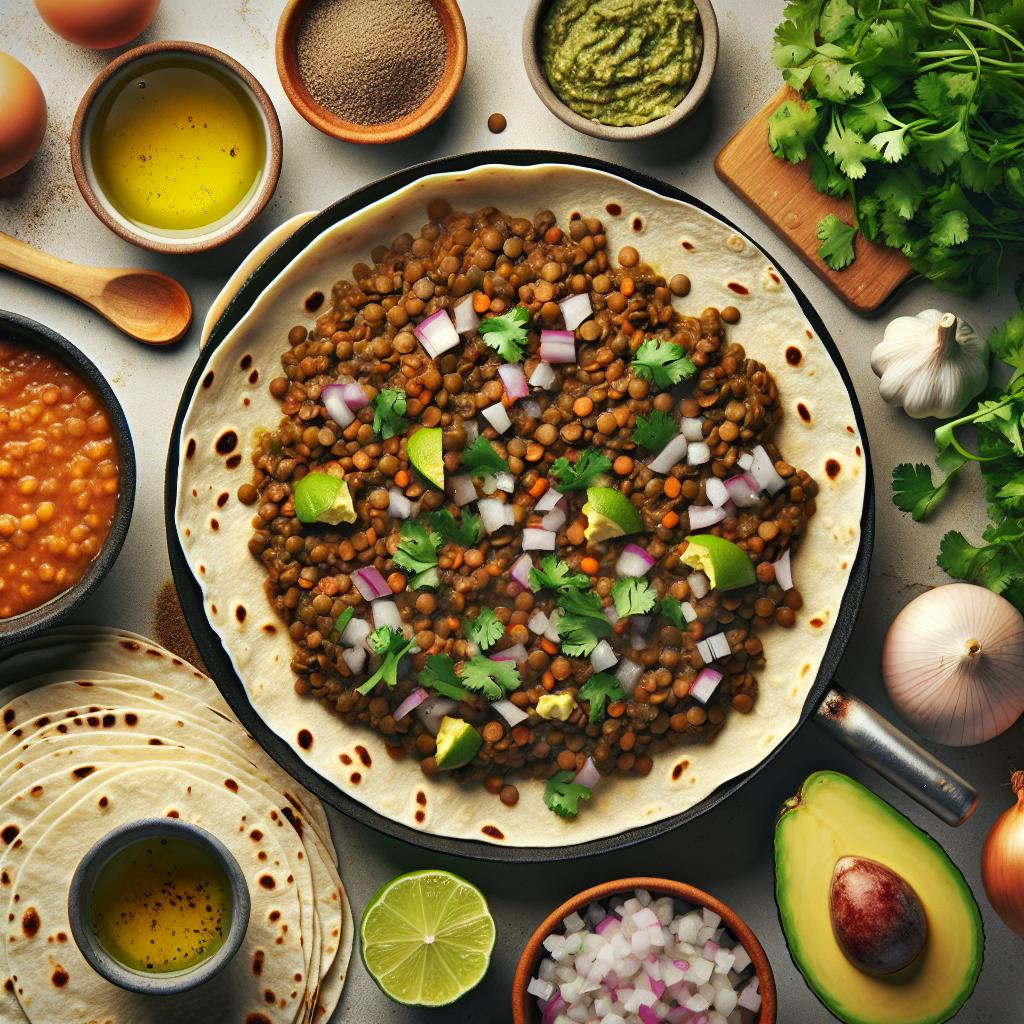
[0,626,352,1024]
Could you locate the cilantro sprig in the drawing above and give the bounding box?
[418,654,470,701]
[460,656,521,701]
[460,436,509,478]
[578,673,625,725]
[393,520,441,589]
[658,596,690,630]
[550,449,612,492]
[478,305,530,362]
[556,589,613,657]
[631,339,697,389]
[529,555,589,594]
[428,508,483,546]
[356,627,417,695]
[612,578,658,618]
[372,388,408,440]
[544,770,591,819]
[633,409,678,454]
[467,608,504,651]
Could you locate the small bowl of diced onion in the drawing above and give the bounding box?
[512,877,776,1024]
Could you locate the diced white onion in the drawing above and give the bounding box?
[724,473,762,508]
[558,292,594,331]
[341,615,371,647]
[615,659,643,696]
[341,646,366,674]
[687,441,711,466]
[452,296,480,335]
[690,668,723,704]
[751,444,787,494]
[688,571,710,599]
[680,601,697,623]
[544,608,562,643]
[687,504,727,530]
[482,402,512,433]
[493,698,529,727]
[495,471,515,493]
[523,527,556,550]
[528,610,550,634]
[479,498,509,534]
[681,417,705,442]
[529,361,557,389]
[414,696,458,735]
[372,600,402,631]
[737,451,753,470]
[535,487,563,512]
[388,487,412,519]
[320,384,354,428]
[648,434,688,475]
[705,477,729,508]
[590,639,618,672]
[773,548,794,591]
[541,505,566,532]
[447,473,477,507]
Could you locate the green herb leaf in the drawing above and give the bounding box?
[418,654,470,701]
[578,673,625,725]
[428,508,483,546]
[544,770,592,819]
[467,608,504,651]
[767,99,821,162]
[356,627,417,695]
[658,596,689,629]
[459,656,521,701]
[393,520,441,589]
[816,214,858,271]
[372,388,408,440]
[632,409,678,453]
[477,305,530,362]
[892,457,966,522]
[460,436,509,478]
[630,339,697,389]
[529,555,590,594]
[549,449,612,492]
[334,606,355,636]
[823,118,876,179]
[611,578,658,618]
[556,589,613,657]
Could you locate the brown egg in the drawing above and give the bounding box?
[34,0,160,49]
[0,53,46,180]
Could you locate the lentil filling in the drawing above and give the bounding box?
[243,202,816,814]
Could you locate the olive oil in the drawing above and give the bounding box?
[89,835,233,974]
[89,57,266,233]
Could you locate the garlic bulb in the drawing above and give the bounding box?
[882,584,1024,746]
[871,309,988,419]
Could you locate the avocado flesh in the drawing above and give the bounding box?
[775,771,983,1024]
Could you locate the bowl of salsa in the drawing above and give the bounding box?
[0,311,135,645]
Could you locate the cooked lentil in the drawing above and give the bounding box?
[245,203,817,806]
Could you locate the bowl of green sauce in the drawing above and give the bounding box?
[71,41,282,254]
[523,0,719,141]
[68,818,251,995]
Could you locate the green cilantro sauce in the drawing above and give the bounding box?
[540,0,702,127]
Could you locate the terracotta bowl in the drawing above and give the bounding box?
[276,0,467,144]
[71,41,282,255]
[522,0,719,141]
[512,876,777,1024]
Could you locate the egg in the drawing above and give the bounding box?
[34,0,161,50]
[0,53,47,181]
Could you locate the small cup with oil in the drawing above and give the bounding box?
[68,818,250,995]
[71,41,282,254]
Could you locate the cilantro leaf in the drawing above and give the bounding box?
[460,436,509,478]
[428,508,483,546]
[816,214,858,271]
[550,449,612,492]
[459,656,521,701]
[823,117,876,179]
[578,673,625,724]
[529,555,590,594]
[356,627,417,695]
[633,409,678,453]
[393,520,441,589]
[768,99,821,162]
[612,578,658,618]
[869,126,910,163]
[989,310,1024,372]
[544,770,591,819]
[892,457,966,522]
[658,596,689,629]
[810,60,864,102]
[477,305,530,362]
[556,589,613,657]
[630,339,697,389]
[372,388,408,440]
[334,606,355,636]
[467,608,504,651]
[418,654,469,701]
[930,210,970,248]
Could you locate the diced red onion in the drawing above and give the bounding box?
[648,433,688,475]
[320,383,354,428]
[737,982,762,1012]
[724,472,762,508]
[529,361,556,389]
[414,695,458,735]
[616,659,643,695]
[541,995,568,1024]
[388,487,412,519]
[447,473,476,507]
[540,505,566,532]
[528,610,549,634]
[691,668,723,705]
[394,687,429,722]
[509,552,534,589]
[773,548,794,590]
[482,402,512,433]
[414,308,460,357]
[595,916,617,936]
[535,487,563,512]
[751,444,787,494]
[574,756,601,790]
[681,417,704,442]
[479,498,509,534]
[372,600,402,631]
[638,1005,660,1024]
[705,477,729,508]
[341,615,371,647]
[493,698,528,727]
[539,329,577,364]
[687,504,727,530]
[492,643,527,663]
[452,297,480,336]
[341,646,366,674]
[590,639,618,672]
[737,451,753,471]
[339,382,369,410]
[523,527,556,550]
[558,292,593,331]
[498,363,529,401]
[495,471,515,493]
[688,571,710,599]
[616,543,656,578]
[352,566,391,602]
[687,441,711,466]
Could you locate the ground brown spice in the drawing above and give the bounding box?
[296,0,447,126]
[152,581,207,674]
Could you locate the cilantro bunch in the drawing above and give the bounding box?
[770,0,1024,290]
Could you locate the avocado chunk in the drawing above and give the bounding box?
[775,771,983,1024]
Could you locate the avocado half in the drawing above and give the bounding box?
[774,771,983,1024]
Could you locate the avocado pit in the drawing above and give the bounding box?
[829,856,928,975]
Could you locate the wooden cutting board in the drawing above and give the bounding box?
[715,87,913,314]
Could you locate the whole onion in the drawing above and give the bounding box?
[982,771,1024,938]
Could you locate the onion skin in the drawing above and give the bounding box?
[982,771,1024,938]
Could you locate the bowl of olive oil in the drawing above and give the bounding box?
[71,41,282,254]
[68,818,251,994]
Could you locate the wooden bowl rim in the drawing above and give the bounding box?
[275,0,467,145]
[511,876,777,1024]
[69,40,283,255]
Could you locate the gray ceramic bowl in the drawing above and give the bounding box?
[68,818,251,996]
[522,0,719,141]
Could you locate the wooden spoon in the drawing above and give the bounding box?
[0,231,192,345]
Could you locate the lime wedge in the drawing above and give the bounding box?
[408,427,444,489]
[681,534,755,591]
[434,716,482,770]
[583,486,642,541]
[361,870,495,1007]
[293,472,356,525]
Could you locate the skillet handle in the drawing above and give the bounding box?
[814,685,979,827]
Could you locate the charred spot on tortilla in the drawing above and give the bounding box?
[354,745,371,767]
[797,403,811,422]
[350,773,361,784]
[304,290,324,313]
[481,825,504,840]
[248,370,259,384]
[240,354,253,371]
[21,908,39,937]
[98,796,109,808]
[202,371,214,389]
[297,729,312,750]
[72,766,95,779]
[1,825,20,845]
[631,215,644,232]
[605,202,621,216]
[726,281,749,296]
[217,492,229,507]
[785,346,802,366]
[258,875,276,890]
[826,459,841,479]
[51,966,68,987]
[215,430,238,455]
[185,438,197,460]
[224,778,239,792]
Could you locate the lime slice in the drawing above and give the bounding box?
[361,870,495,1006]
[681,533,755,591]
[293,472,356,525]
[434,716,482,770]
[408,427,444,489]
[583,486,642,541]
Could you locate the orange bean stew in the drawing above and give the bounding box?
[0,341,120,619]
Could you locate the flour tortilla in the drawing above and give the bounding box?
[175,162,867,848]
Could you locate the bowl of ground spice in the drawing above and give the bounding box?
[276,0,467,144]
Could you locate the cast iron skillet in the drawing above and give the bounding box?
[165,150,974,862]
